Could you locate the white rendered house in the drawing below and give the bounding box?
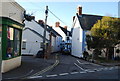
[72,6,102,58]
[22,20,50,55]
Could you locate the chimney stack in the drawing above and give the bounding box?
[38,20,44,25]
[31,16,35,20]
[77,5,82,15]
[64,26,67,29]
[55,22,60,27]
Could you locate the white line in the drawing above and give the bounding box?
[29,76,43,79]
[84,69,90,71]
[77,60,81,64]
[46,74,58,77]
[70,72,79,74]
[93,69,98,71]
[80,71,87,73]
[59,73,69,76]
[109,68,113,70]
[74,63,84,71]
[110,67,114,69]
[96,69,101,71]
[87,70,95,73]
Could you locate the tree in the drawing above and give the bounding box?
[90,16,120,60]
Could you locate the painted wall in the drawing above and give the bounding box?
[51,36,56,52]
[72,16,83,58]
[22,29,43,55]
[0,1,25,24]
[22,20,50,55]
[52,27,66,41]
[55,36,62,52]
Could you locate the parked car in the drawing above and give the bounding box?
[63,47,71,54]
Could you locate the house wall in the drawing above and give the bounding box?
[55,36,62,52]
[0,1,25,24]
[24,20,44,37]
[114,44,120,57]
[51,36,56,52]
[22,29,43,55]
[22,20,50,55]
[72,16,84,57]
[52,27,66,41]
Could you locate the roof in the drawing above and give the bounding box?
[77,14,103,30]
[59,26,72,37]
[47,26,62,37]
[24,27,50,42]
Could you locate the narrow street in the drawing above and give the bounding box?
[3,53,120,80]
[28,54,119,79]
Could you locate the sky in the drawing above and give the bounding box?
[15,1,119,30]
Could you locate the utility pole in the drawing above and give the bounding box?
[43,6,48,58]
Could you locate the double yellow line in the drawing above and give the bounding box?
[25,54,59,79]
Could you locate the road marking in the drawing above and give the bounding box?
[28,54,59,78]
[29,76,43,79]
[93,69,98,71]
[80,71,87,73]
[84,69,90,71]
[77,60,81,64]
[59,73,69,76]
[96,69,101,71]
[77,60,90,65]
[46,74,58,77]
[70,72,79,74]
[104,67,109,70]
[74,63,84,71]
[87,70,95,73]
[109,67,113,70]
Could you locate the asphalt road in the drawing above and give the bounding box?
[2,53,120,80]
[27,54,120,79]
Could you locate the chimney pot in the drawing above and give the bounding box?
[64,26,67,29]
[55,22,60,27]
[38,20,43,23]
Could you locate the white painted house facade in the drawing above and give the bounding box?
[52,22,67,41]
[72,15,85,58]
[72,6,102,58]
[22,20,62,55]
[22,20,50,55]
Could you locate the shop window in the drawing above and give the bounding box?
[22,41,26,50]
[7,27,14,58]
[7,27,20,58]
[14,29,20,56]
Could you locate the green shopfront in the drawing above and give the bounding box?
[0,17,24,73]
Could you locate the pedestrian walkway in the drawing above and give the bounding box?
[2,53,58,79]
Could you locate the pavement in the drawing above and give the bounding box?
[86,59,120,67]
[2,53,58,80]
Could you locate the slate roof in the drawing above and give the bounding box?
[24,27,50,42]
[59,26,72,37]
[47,25,62,37]
[77,14,103,30]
